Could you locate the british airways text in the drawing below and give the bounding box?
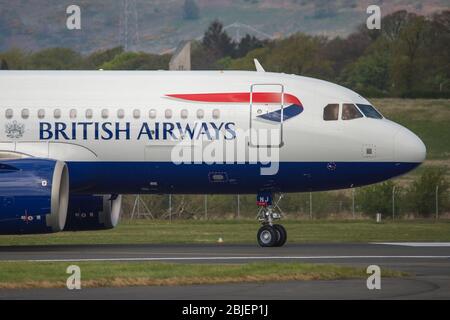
[39,122,236,141]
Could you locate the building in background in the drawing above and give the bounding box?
[169,41,191,71]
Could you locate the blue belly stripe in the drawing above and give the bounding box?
[65,161,420,194]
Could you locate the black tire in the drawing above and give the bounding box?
[257,225,277,247]
[272,224,287,247]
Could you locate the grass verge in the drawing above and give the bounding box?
[1,220,449,246]
[0,261,406,289]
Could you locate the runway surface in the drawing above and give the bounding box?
[1,242,449,299]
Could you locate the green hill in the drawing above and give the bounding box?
[0,0,448,54]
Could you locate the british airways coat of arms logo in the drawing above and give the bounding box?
[5,121,25,139]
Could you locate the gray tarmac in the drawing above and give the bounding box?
[0,242,449,299]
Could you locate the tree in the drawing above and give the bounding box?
[219,47,270,71]
[202,20,235,59]
[406,167,449,217]
[83,46,124,69]
[356,181,397,217]
[0,48,28,69]
[235,34,264,58]
[191,40,219,70]
[265,34,333,78]
[100,52,170,70]
[425,11,450,93]
[341,38,391,96]
[27,48,82,70]
[0,58,8,70]
[381,10,417,42]
[183,0,200,20]
[224,33,334,78]
[390,15,428,95]
[323,31,372,76]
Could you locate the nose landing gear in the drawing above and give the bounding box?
[256,192,287,247]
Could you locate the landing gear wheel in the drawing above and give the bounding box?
[272,224,287,247]
[257,225,277,247]
[255,193,286,247]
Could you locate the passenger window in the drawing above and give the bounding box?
[133,109,140,119]
[86,109,93,119]
[101,109,109,119]
[323,104,339,121]
[69,109,77,119]
[21,109,29,119]
[54,109,61,119]
[180,109,188,119]
[117,109,125,119]
[5,109,13,119]
[212,109,220,119]
[165,109,172,119]
[197,109,204,119]
[356,104,383,119]
[37,109,45,119]
[149,109,156,119]
[342,104,363,120]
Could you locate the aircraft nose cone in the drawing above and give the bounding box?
[395,128,426,163]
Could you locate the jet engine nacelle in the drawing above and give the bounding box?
[64,194,122,231]
[0,158,69,234]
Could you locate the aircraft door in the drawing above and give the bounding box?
[249,84,284,148]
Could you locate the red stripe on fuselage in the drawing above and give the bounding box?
[166,92,301,106]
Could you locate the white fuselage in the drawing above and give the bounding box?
[0,70,425,194]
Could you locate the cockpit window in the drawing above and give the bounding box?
[356,104,383,119]
[342,103,363,120]
[323,104,339,121]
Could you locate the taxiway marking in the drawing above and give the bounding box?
[375,242,450,247]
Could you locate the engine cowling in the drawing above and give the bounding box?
[0,158,69,234]
[64,194,122,231]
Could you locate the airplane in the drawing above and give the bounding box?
[0,61,426,247]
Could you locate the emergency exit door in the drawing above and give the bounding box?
[249,84,284,148]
